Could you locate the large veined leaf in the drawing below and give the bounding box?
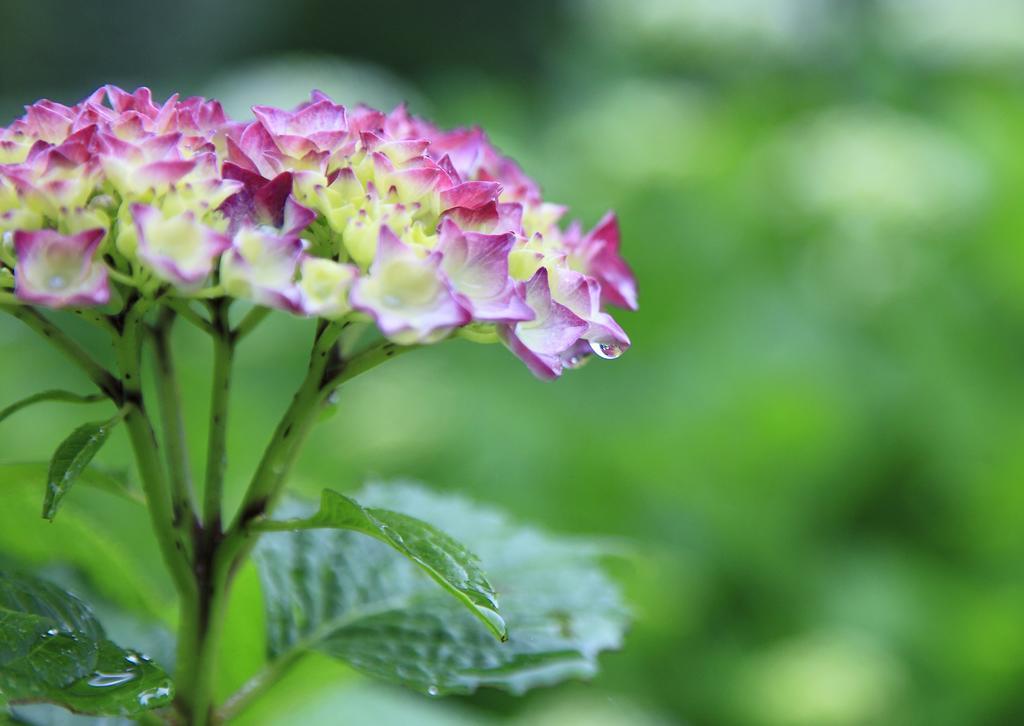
[44,413,125,521]
[253,482,628,696]
[256,489,507,640]
[0,572,173,717]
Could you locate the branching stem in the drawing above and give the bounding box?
[3,299,416,725]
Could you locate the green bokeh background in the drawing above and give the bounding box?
[4,1,1024,724]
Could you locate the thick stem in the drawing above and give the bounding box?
[173,300,238,726]
[114,300,201,723]
[115,301,196,593]
[151,308,199,540]
[203,301,233,534]
[178,537,231,726]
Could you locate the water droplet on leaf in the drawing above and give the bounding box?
[88,671,137,688]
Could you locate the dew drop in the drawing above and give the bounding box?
[88,671,137,688]
[47,275,67,291]
[590,340,624,360]
[45,628,59,637]
[138,684,173,707]
[427,685,440,697]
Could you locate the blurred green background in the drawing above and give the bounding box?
[4,0,1024,724]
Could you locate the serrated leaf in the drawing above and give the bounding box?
[0,571,102,694]
[44,414,124,521]
[256,489,506,640]
[31,640,174,717]
[253,483,628,697]
[0,390,106,426]
[0,572,173,718]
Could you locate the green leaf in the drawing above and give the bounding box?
[0,571,173,718]
[0,571,102,695]
[253,482,628,697]
[256,489,507,641]
[34,640,174,717]
[44,413,124,521]
[0,390,106,426]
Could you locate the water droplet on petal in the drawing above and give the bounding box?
[47,275,67,290]
[590,340,624,360]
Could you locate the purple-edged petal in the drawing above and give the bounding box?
[442,201,524,235]
[350,226,471,344]
[550,267,631,360]
[13,228,109,307]
[253,99,348,156]
[499,267,588,380]
[440,181,501,212]
[219,166,315,237]
[436,218,532,323]
[132,203,231,288]
[566,212,638,311]
[221,228,306,311]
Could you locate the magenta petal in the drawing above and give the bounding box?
[253,172,294,227]
[280,196,316,236]
[437,219,531,323]
[498,325,563,380]
[442,201,524,235]
[572,212,638,311]
[440,181,502,211]
[136,159,196,187]
[500,268,587,377]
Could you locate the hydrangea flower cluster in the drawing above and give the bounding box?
[0,87,635,378]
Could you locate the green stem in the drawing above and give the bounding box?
[179,300,235,726]
[114,300,195,594]
[215,323,344,581]
[232,306,271,342]
[113,299,200,724]
[179,554,231,726]
[151,308,198,541]
[166,298,216,337]
[217,647,306,722]
[219,335,414,583]
[2,305,120,399]
[203,301,233,534]
[228,322,342,530]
